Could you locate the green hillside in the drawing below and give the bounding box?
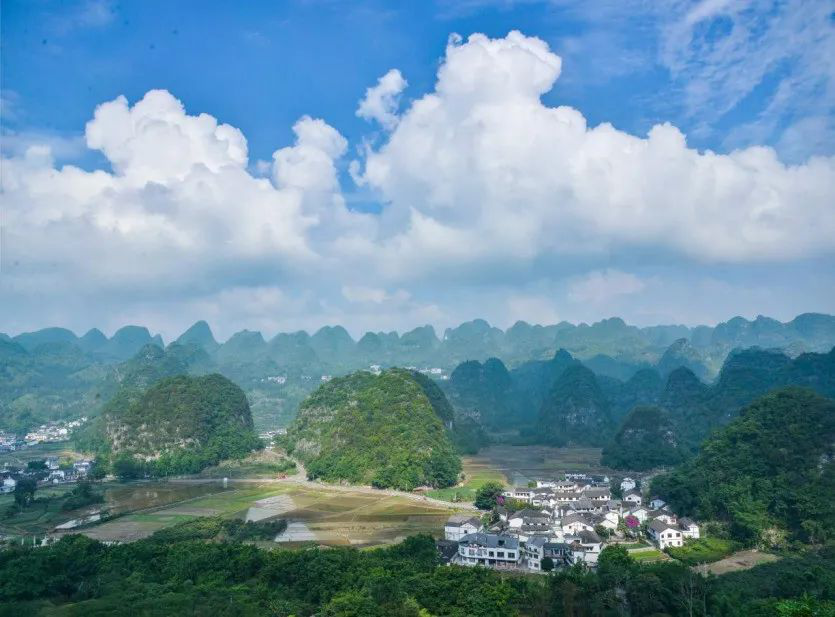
[652,387,835,545]
[284,369,461,490]
[98,374,260,476]
[601,406,686,470]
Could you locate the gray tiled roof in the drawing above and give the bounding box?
[459,533,520,549]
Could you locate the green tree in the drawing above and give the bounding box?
[474,481,504,510]
[13,477,37,508]
[112,454,143,481]
[541,556,555,572]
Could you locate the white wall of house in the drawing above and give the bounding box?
[445,522,479,541]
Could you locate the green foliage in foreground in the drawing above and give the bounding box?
[666,536,738,565]
[285,369,461,491]
[1,535,834,616]
[652,388,835,545]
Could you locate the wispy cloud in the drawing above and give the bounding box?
[659,0,834,160]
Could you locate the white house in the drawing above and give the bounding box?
[444,515,482,541]
[458,533,521,568]
[679,517,700,539]
[647,519,684,549]
[625,506,650,524]
[524,536,548,571]
[568,530,603,565]
[647,510,677,525]
[582,487,611,503]
[592,511,620,531]
[624,490,642,505]
[1,477,16,494]
[620,477,636,492]
[508,508,550,529]
[561,513,595,534]
[505,487,533,502]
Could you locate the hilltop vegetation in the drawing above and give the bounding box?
[537,363,614,446]
[90,374,260,476]
[601,406,685,470]
[652,388,835,545]
[284,369,461,490]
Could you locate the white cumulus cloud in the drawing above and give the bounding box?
[356,69,408,130]
[2,30,834,337]
[356,30,835,268]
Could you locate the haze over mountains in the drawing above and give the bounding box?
[2,313,835,434]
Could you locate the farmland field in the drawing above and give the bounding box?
[78,481,462,547]
[0,442,84,467]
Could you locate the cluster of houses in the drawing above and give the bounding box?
[440,474,700,571]
[19,417,88,446]
[1,456,97,493]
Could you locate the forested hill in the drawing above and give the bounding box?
[652,388,835,545]
[89,374,261,476]
[600,406,685,471]
[441,345,835,456]
[284,369,461,491]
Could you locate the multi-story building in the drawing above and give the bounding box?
[457,533,521,568]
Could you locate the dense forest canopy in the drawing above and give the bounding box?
[652,387,835,545]
[284,369,461,490]
[600,406,685,470]
[1,532,833,616]
[80,373,261,476]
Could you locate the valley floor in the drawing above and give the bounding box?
[2,444,639,548]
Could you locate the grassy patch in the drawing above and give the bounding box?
[631,549,669,562]
[667,536,737,565]
[424,465,505,502]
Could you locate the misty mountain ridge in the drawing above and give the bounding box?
[3,313,834,434]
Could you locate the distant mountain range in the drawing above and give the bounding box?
[443,344,835,459]
[2,313,834,433]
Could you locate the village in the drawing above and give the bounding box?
[441,473,699,572]
[0,417,89,453]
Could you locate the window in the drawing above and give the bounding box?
[489,551,494,557]
[497,551,504,558]
[507,552,515,558]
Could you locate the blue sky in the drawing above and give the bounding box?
[1,0,834,340]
